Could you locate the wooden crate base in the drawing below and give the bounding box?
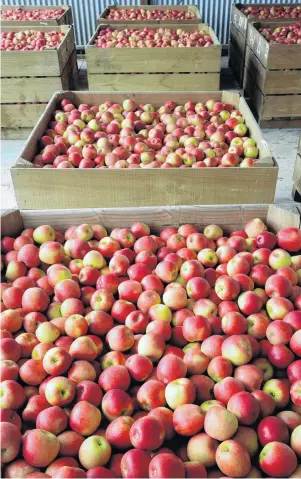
[259,118,301,129]
[88,72,220,92]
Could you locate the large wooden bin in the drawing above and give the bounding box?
[10,90,278,210]
[1,25,78,139]
[244,21,301,128]
[98,5,202,25]
[86,23,221,92]
[0,5,73,26]
[2,205,300,240]
[229,3,299,87]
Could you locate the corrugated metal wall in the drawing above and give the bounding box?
[1,0,300,46]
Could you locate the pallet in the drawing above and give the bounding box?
[244,21,301,128]
[9,90,278,210]
[98,5,202,25]
[1,48,78,136]
[86,23,221,92]
[0,5,72,27]
[1,205,300,239]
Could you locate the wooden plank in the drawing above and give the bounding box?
[267,204,301,232]
[262,95,301,119]
[1,25,74,77]
[1,103,47,128]
[0,128,32,140]
[2,205,299,238]
[18,205,269,234]
[11,166,278,210]
[0,5,72,27]
[259,118,301,129]
[231,4,248,37]
[98,5,202,24]
[88,73,220,92]
[248,21,301,70]
[86,24,221,74]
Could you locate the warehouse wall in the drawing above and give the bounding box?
[2,0,300,46]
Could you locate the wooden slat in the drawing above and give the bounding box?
[11,166,278,210]
[260,118,301,129]
[267,204,301,232]
[86,24,221,74]
[1,25,74,77]
[1,128,32,140]
[1,103,47,128]
[88,72,220,92]
[262,95,301,119]
[229,41,244,86]
[2,205,300,238]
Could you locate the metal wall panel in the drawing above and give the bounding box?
[1,0,300,46]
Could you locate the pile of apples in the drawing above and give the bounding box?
[94,27,213,49]
[106,8,197,21]
[33,98,259,169]
[0,8,66,21]
[0,30,65,51]
[242,5,301,19]
[1,218,301,478]
[259,22,301,45]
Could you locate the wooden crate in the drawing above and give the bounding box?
[98,5,202,25]
[1,204,300,240]
[0,5,73,26]
[1,26,78,139]
[229,3,299,87]
[86,23,221,92]
[10,90,278,210]
[244,21,301,128]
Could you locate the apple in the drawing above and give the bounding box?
[204,405,238,440]
[23,429,60,467]
[259,442,297,477]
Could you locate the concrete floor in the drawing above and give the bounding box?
[1,58,300,210]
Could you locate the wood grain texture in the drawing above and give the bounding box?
[1,128,32,140]
[1,103,47,128]
[1,25,74,77]
[259,118,301,129]
[11,166,278,210]
[245,46,301,95]
[263,95,301,119]
[2,205,299,236]
[98,5,202,24]
[86,24,221,74]
[88,72,220,92]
